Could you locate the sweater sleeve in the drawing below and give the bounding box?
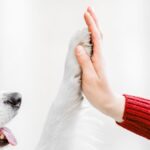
[116,94,150,139]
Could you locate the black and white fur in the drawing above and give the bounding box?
[0,92,21,128]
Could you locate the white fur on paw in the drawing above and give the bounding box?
[70,28,92,56]
[64,28,92,79]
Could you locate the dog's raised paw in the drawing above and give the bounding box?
[64,28,93,79]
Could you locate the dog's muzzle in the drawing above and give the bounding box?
[0,92,22,147]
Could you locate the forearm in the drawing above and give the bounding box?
[116,94,150,139]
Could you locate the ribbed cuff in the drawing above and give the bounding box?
[117,94,150,139]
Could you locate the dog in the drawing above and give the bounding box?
[0,92,21,148]
[36,29,107,150]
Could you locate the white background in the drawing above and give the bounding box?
[0,0,150,149]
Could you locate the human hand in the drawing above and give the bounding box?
[75,7,125,122]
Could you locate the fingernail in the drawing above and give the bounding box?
[87,6,90,10]
[88,6,95,12]
[91,6,95,11]
[76,45,85,55]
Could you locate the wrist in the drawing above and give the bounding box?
[104,94,125,122]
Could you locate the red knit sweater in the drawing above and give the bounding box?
[117,94,150,139]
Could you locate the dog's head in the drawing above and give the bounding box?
[0,92,22,147]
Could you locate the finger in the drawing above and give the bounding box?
[84,11,101,55]
[75,45,96,75]
[84,11,104,78]
[87,6,100,30]
[87,7,103,39]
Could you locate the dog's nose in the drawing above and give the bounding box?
[4,92,22,108]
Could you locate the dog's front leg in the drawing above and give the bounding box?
[36,29,92,150]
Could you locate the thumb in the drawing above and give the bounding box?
[75,45,95,73]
